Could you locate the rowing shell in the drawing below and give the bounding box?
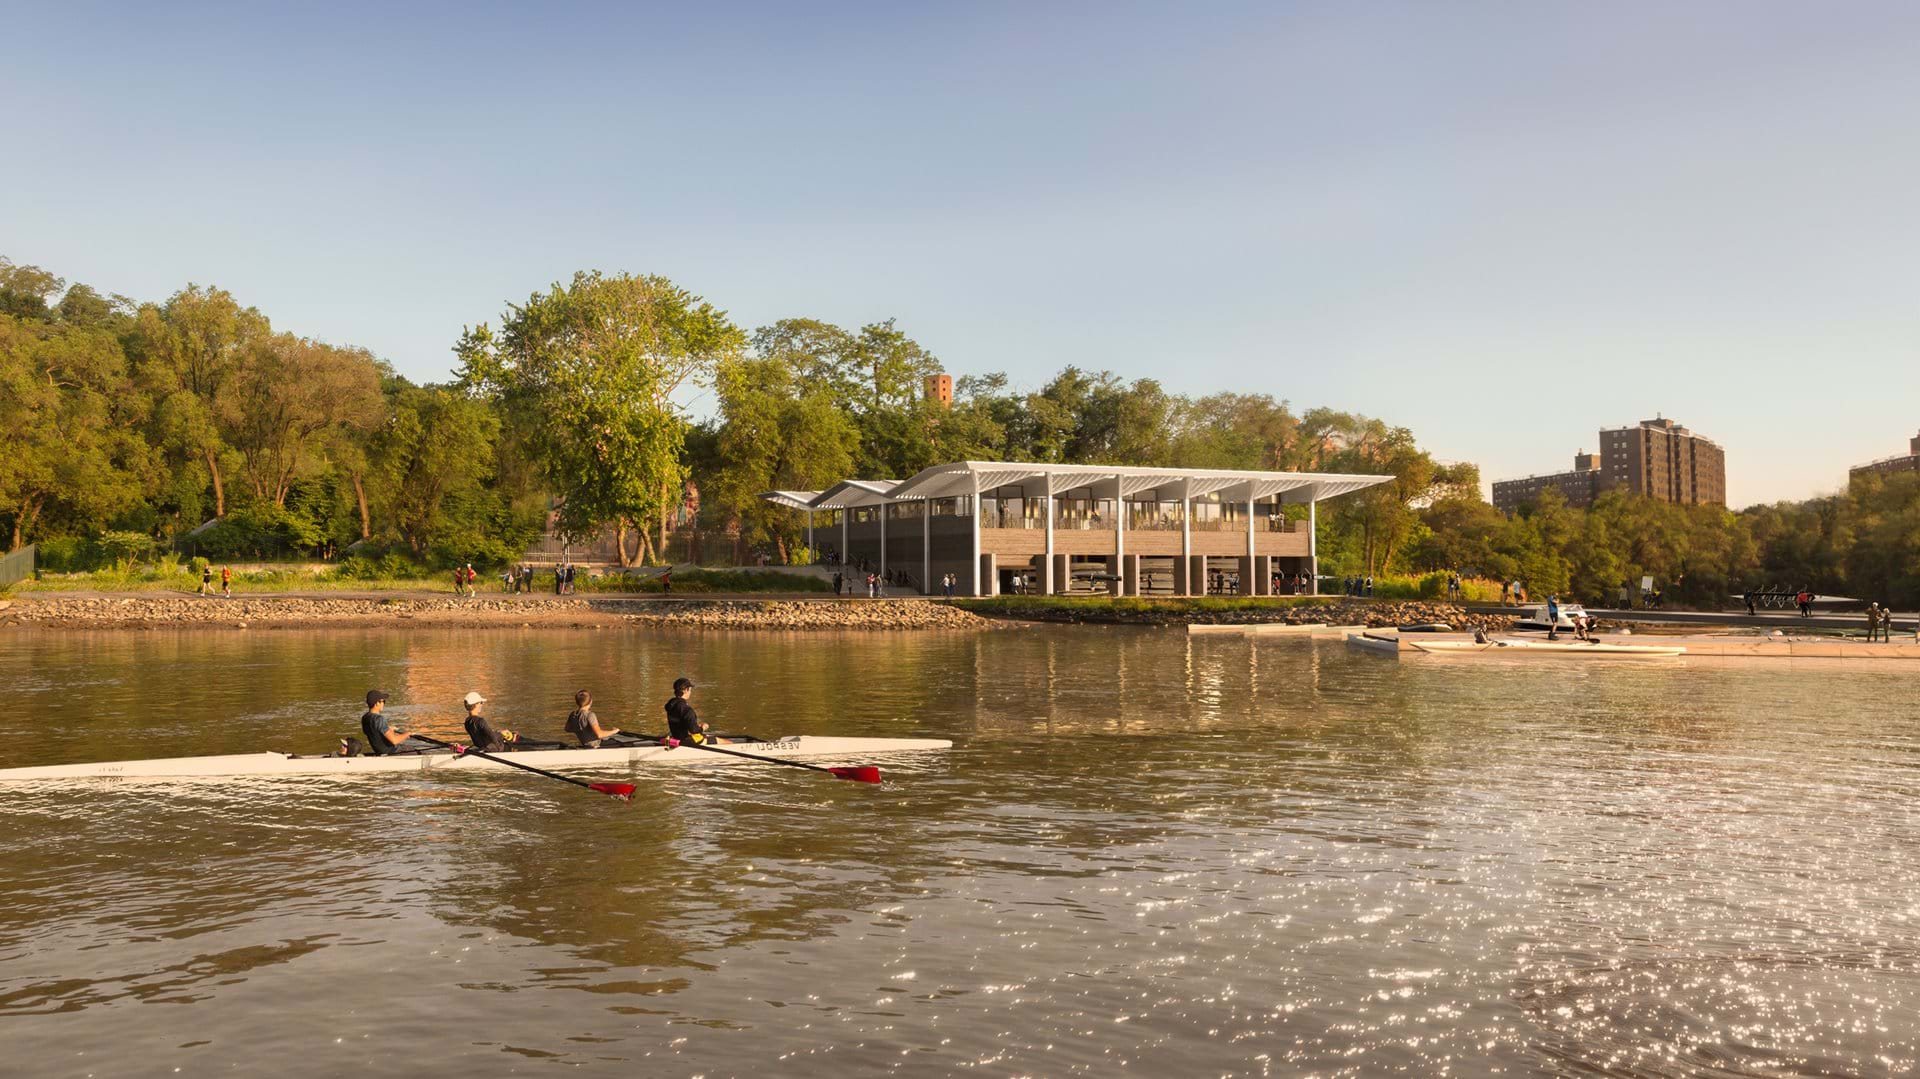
[1406,640,1684,657]
[0,736,954,782]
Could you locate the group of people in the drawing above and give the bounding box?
[832,570,890,597]
[352,679,727,757]
[196,563,233,598]
[499,563,577,595]
[1864,602,1906,641]
[1499,579,1531,606]
[1542,594,1598,641]
[1341,575,1374,597]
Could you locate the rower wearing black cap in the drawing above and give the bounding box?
[360,690,436,755]
[665,678,731,746]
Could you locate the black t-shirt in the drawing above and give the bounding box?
[464,713,508,752]
[566,708,599,745]
[665,697,704,742]
[362,710,396,755]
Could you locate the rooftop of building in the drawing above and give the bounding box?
[763,461,1394,510]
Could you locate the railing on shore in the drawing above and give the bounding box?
[0,543,34,587]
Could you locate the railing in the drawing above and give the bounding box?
[987,516,1302,533]
[0,543,35,586]
[1850,453,1919,472]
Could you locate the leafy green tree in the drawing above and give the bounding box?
[709,353,859,562]
[224,334,384,506]
[126,285,271,517]
[459,271,744,564]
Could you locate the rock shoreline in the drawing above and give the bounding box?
[0,594,1510,632]
[965,598,1517,632]
[0,595,994,631]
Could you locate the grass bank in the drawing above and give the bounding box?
[14,563,831,596]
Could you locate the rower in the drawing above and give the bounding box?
[461,691,521,752]
[665,678,730,746]
[565,690,642,747]
[361,690,435,755]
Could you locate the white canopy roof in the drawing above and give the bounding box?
[808,479,902,509]
[763,462,1392,510]
[759,490,822,511]
[881,461,1393,503]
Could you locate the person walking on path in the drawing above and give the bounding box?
[661,569,673,597]
[199,563,213,596]
[1796,588,1812,618]
[220,565,232,599]
[833,571,843,596]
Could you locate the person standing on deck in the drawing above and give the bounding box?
[665,678,730,746]
[361,690,435,755]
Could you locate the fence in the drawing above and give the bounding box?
[0,543,35,586]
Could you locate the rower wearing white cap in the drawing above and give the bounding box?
[460,691,521,753]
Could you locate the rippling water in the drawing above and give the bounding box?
[2,626,1918,1077]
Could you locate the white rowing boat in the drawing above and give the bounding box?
[1343,632,1402,655]
[0,736,954,782]
[1406,639,1684,658]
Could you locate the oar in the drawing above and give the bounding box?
[667,738,881,784]
[412,736,636,802]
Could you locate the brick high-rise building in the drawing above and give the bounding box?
[1490,452,1600,514]
[1848,430,1920,485]
[1597,418,1725,506]
[924,373,953,409]
[1493,417,1726,513]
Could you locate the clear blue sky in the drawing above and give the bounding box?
[6,1,1919,507]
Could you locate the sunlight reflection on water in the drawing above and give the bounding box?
[1,626,1917,1076]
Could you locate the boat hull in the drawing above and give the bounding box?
[0,736,954,782]
[1407,640,1683,657]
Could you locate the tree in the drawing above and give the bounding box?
[0,314,155,549]
[223,335,383,507]
[126,285,271,517]
[458,271,745,565]
[708,353,860,562]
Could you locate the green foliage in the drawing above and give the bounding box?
[572,568,831,594]
[96,530,155,567]
[191,502,324,559]
[459,271,744,562]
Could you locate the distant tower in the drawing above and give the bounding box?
[924,373,953,409]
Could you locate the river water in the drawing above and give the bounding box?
[1,626,1917,1078]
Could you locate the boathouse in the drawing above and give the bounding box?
[762,461,1393,597]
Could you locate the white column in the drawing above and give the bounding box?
[969,473,982,596]
[1246,492,1256,596]
[1043,485,1055,595]
[806,510,814,562]
[879,502,887,584]
[921,498,931,596]
[1114,473,1125,560]
[1308,497,1318,595]
[1180,492,1191,596]
[840,508,847,567]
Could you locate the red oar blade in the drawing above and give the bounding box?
[588,782,636,801]
[828,766,883,784]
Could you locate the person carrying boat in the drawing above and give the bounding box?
[360,690,436,755]
[665,678,731,746]
[461,691,524,752]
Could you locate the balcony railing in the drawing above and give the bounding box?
[982,516,1303,533]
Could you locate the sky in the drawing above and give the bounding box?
[5,1,1919,507]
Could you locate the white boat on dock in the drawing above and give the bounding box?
[0,735,954,783]
[1406,638,1683,658]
